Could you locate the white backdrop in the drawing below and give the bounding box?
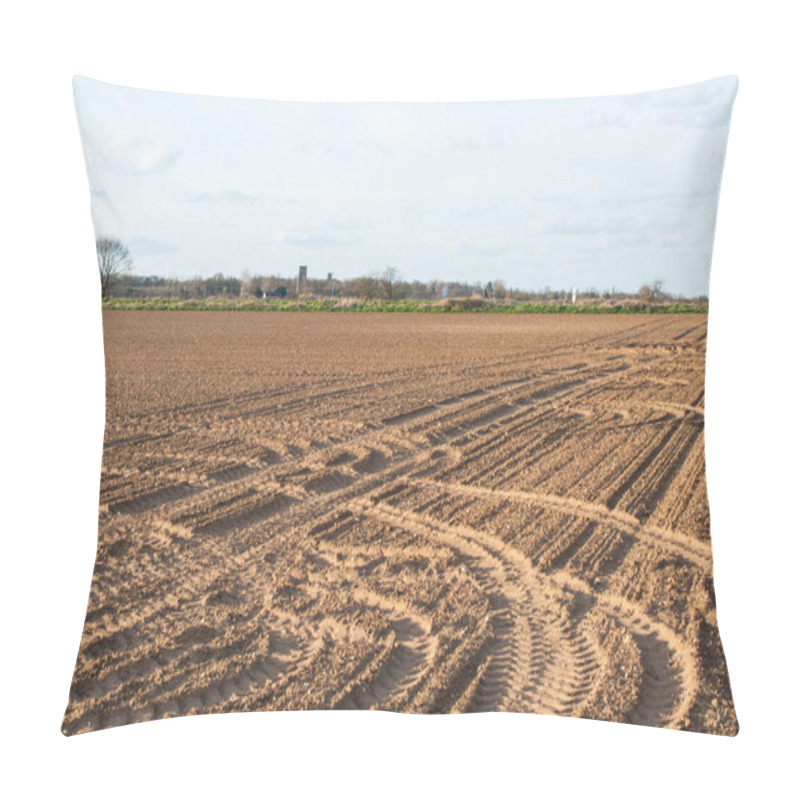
[2,2,797,797]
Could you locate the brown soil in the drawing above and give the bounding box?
[63,311,737,735]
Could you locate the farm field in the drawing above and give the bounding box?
[63,311,737,735]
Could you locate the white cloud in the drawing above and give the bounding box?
[646,76,737,128]
[98,137,179,174]
[528,212,657,237]
[527,210,689,252]
[447,239,511,257]
[274,217,363,249]
[182,189,257,204]
[129,236,179,256]
[585,109,627,129]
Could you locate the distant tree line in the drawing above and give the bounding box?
[98,238,706,305]
[109,272,703,304]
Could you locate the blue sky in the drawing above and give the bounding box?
[74,75,737,296]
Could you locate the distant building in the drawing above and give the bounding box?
[297,265,308,294]
[571,286,578,304]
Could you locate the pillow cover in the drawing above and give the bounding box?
[64,75,738,736]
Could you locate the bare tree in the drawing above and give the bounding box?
[638,279,665,303]
[96,238,132,298]
[356,274,381,300]
[381,266,400,300]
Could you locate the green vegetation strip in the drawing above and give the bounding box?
[103,298,708,314]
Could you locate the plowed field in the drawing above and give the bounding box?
[63,311,737,735]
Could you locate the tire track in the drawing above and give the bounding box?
[332,590,436,711]
[353,500,601,717]
[354,498,692,728]
[548,569,696,728]
[408,478,712,571]
[64,614,324,734]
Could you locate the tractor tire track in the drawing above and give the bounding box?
[407,478,712,570]
[353,500,601,717]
